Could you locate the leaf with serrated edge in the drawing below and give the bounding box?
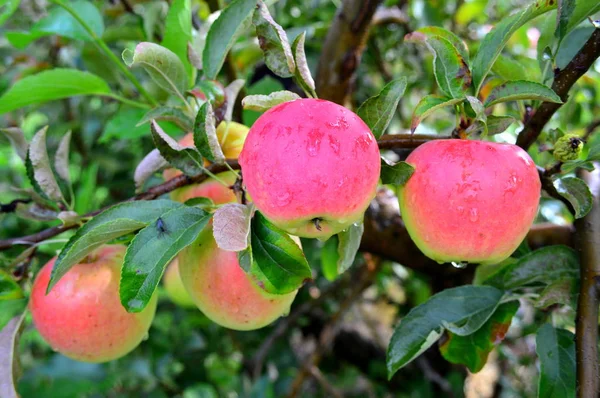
[213,203,253,251]
[387,285,503,378]
[54,130,71,184]
[0,128,27,160]
[483,80,562,108]
[48,200,183,292]
[120,206,211,312]
[405,33,471,98]
[27,127,64,203]
[253,0,295,78]
[380,158,415,185]
[440,301,518,373]
[337,222,363,274]
[0,69,111,115]
[0,312,26,398]
[472,1,557,93]
[553,176,592,219]
[291,32,315,93]
[411,95,464,132]
[242,91,300,112]
[134,149,168,192]
[536,324,576,398]
[357,78,407,139]
[224,79,246,122]
[246,212,311,295]
[151,120,204,175]
[123,42,187,98]
[193,102,225,164]
[203,0,256,79]
[136,107,194,131]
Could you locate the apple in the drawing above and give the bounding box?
[163,259,196,308]
[399,139,541,265]
[30,245,157,363]
[239,98,381,238]
[178,225,298,330]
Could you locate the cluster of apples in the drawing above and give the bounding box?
[29,98,541,363]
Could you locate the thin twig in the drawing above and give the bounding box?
[575,165,600,398]
[516,28,600,150]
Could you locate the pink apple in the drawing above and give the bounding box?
[30,245,157,363]
[399,139,541,265]
[239,99,381,238]
[163,259,196,308]
[178,225,298,330]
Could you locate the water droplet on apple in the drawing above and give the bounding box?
[451,261,468,269]
[469,208,479,222]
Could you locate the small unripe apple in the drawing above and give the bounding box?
[163,259,196,308]
[30,245,157,363]
[399,139,541,265]
[239,99,381,238]
[178,225,298,330]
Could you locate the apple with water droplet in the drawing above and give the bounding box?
[399,139,540,265]
[239,98,381,238]
[30,245,158,363]
[178,224,298,330]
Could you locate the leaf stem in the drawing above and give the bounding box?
[104,94,152,109]
[49,0,158,106]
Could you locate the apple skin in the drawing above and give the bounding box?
[239,98,381,239]
[399,139,541,265]
[178,225,298,330]
[30,245,158,363]
[163,259,196,308]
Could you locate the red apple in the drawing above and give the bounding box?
[178,225,298,330]
[239,99,380,238]
[30,245,157,363]
[399,139,541,265]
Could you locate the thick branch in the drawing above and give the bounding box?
[575,166,600,398]
[516,28,600,150]
[315,0,382,105]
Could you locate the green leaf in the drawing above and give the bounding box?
[120,206,211,312]
[380,158,415,186]
[123,42,188,99]
[48,200,183,292]
[492,54,541,82]
[472,1,557,93]
[556,0,576,42]
[0,271,23,301]
[240,212,311,295]
[411,95,464,132]
[336,222,364,274]
[357,77,407,139]
[553,176,593,219]
[223,79,246,122]
[440,301,519,373]
[321,235,340,281]
[291,32,316,95]
[161,0,193,85]
[0,312,26,398]
[466,115,516,137]
[0,0,20,27]
[535,279,577,309]
[405,33,471,98]
[0,299,26,331]
[536,324,576,398]
[6,0,103,49]
[500,246,579,290]
[241,91,300,112]
[136,106,194,131]
[253,0,295,77]
[414,26,469,61]
[0,69,111,114]
[387,285,503,377]
[26,126,65,203]
[203,0,256,79]
[213,203,253,251]
[151,120,204,175]
[483,80,562,108]
[0,127,27,161]
[466,95,486,124]
[193,102,225,164]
